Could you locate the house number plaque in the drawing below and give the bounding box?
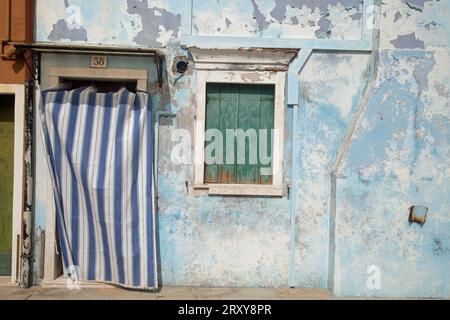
[90,55,108,69]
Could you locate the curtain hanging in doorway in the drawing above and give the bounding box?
[39,86,157,290]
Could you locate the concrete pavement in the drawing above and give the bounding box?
[0,283,334,300]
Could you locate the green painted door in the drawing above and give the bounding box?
[0,95,14,276]
[204,83,275,185]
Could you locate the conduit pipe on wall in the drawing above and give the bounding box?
[328,25,381,292]
[154,111,177,202]
[288,48,313,288]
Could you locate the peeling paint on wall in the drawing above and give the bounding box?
[192,0,363,39]
[334,47,450,298]
[48,19,88,42]
[127,0,181,47]
[404,0,433,11]
[391,32,425,49]
[33,0,450,298]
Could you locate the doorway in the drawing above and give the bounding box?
[40,63,150,283]
[48,77,139,281]
[0,94,15,276]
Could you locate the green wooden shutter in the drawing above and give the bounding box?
[204,83,275,185]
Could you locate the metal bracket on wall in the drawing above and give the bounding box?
[11,45,41,83]
[33,52,41,84]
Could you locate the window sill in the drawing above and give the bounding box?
[193,184,284,197]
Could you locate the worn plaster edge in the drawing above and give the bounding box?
[328,9,381,293]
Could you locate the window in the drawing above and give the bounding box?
[204,83,275,185]
[191,48,295,197]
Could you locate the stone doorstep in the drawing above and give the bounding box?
[0,276,16,287]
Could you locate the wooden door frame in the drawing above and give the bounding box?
[42,66,148,281]
[0,84,25,284]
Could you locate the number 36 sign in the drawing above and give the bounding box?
[90,56,108,69]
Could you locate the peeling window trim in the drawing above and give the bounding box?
[192,50,288,197]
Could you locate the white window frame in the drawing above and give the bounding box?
[191,49,296,197]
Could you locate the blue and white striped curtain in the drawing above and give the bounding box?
[39,86,157,290]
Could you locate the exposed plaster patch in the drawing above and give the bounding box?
[270,0,363,21]
[420,50,450,120]
[193,3,257,36]
[404,0,433,11]
[274,5,323,38]
[434,83,449,98]
[432,238,449,256]
[325,3,362,39]
[250,0,270,33]
[267,0,363,39]
[157,25,175,45]
[48,19,88,42]
[127,0,181,46]
[412,54,436,93]
[394,11,402,22]
[390,32,425,49]
[193,0,363,39]
[316,16,332,38]
[225,18,232,29]
[381,0,449,49]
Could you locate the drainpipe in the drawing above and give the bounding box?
[287,48,313,288]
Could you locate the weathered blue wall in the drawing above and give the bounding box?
[34,0,449,297]
[333,0,450,298]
